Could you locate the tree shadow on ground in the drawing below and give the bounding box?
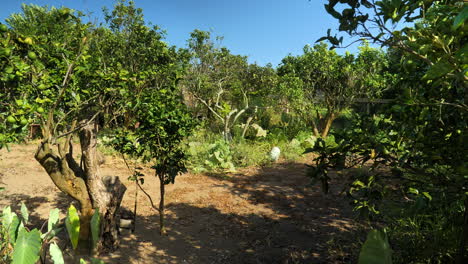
[108,162,362,264]
[0,161,363,263]
[49,191,75,214]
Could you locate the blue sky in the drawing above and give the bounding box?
[0,0,362,66]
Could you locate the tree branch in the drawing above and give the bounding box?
[193,94,225,122]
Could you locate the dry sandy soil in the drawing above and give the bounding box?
[0,141,363,264]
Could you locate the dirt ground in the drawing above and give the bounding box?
[0,142,363,264]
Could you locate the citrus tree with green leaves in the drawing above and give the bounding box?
[91,0,196,236]
[4,4,129,253]
[277,42,390,138]
[0,21,39,149]
[2,0,195,253]
[319,0,467,262]
[96,0,188,128]
[109,81,195,235]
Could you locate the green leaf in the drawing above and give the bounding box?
[452,6,468,30]
[11,228,42,264]
[422,60,453,80]
[48,208,60,233]
[316,36,328,43]
[353,180,366,188]
[408,187,419,195]
[358,229,393,264]
[8,213,21,242]
[324,4,342,19]
[49,243,64,264]
[422,192,432,201]
[20,202,29,224]
[91,209,101,250]
[2,206,13,226]
[42,227,63,240]
[80,259,88,264]
[65,205,80,250]
[91,258,106,264]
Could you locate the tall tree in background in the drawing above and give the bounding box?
[277,42,389,138]
[183,29,250,140]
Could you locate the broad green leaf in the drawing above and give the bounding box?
[49,243,64,264]
[2,206,13,226]
[20,202,29,224]
[90,209,101,250]
[11,228,42,264]
[65,205,80,250]
[48,208,60,233]
[422,60,453,80]
[80,259,88,264]
[358,229,392,264]
[8,213,21,242]
[452,6,468,30]
[408,187,419,195]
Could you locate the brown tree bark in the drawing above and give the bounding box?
[35,121,126,254]
[35,139,94,253]
[79,122,126,252]
[311,119,320,138]
[158,173,166,235]
[321,112,336,138]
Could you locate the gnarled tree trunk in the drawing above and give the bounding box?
[35,121,126,254]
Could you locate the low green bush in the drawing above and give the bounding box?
[185,128,317,173]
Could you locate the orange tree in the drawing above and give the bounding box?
[3,4,128,253]
[277,41,390,138]
[316,0,467,262]
[1,0,191,254]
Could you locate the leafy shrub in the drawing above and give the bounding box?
[185,128,312,172]
[358,229,393,264]
[231,139,270,167]
[204,140,236,172]
[0,204,103,264]
[185,129,223,173]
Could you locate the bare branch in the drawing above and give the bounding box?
[121,154,160,213]
[56,111,101,139]
[193,94,225,122]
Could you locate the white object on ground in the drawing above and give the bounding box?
[269,146,281,162]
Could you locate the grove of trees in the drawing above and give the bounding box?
[0,0,466,263]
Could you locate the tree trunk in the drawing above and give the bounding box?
[35,122,126,254]
[158,173,166,235]
[321,113,336,138]
[35,140,93,253]
[79,122,126,252]
[311,119,320,138]
[241,116,254,139]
